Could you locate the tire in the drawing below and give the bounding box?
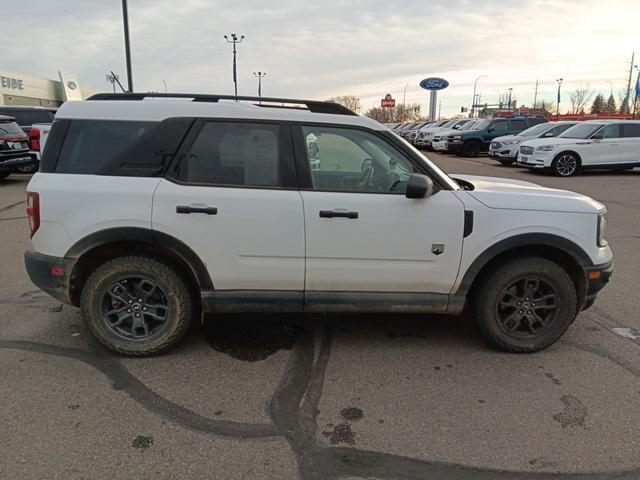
[80,255,193,356]
[498,159,515,166]
[463,142,481,157]
[551,152,580,176]
[472,257,577,353]
[16,164,38,174]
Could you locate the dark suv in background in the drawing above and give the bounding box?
[0,115,38,179]
[447,117,547,157]
[0,106,56,136]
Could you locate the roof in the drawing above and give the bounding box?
[0,105,56,111]
[55,93,387,130]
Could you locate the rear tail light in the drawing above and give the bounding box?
[26,192,40,238]
[29,128,41,151]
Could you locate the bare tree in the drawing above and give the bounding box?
[365,103,422,123]
[326,95,361,113]
[568,83,594,114]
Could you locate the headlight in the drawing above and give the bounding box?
[504,139,522,145]
[453,135,462,140]
[536,144,556,152]
[597,212,607,247]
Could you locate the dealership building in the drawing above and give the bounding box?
[0,69,96,107]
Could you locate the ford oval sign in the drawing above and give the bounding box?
[420,77,449,91]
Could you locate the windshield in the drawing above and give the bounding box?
[518,123,552,137]
[461,121,479,131]
[559,123,602,139]
[474,119,491,130]
[0,119,25,137]
[440,120,457,128]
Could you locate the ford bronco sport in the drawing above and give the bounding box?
[25,93,613,356]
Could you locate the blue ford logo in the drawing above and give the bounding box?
[419,77,449,90]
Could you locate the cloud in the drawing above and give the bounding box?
[1,0,638,116]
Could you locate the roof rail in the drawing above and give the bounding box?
[86,93,357,116]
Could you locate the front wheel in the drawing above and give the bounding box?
[551,153,580,176]
[80,256,193,356]
[463,142,481,157]
[472,257,577,352]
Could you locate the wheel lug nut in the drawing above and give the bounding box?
[142,307,147,311]
[127,309,131,313]
[128,300,132,304]
[517,302,522,306]
[528,311,532,314]
[138,298,142,302]
[135,313,140,317]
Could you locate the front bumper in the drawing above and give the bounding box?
[488,147,518,161]
[0,153,38,173]
[582,260,614,310]
[447,142,463,154]
[24,249,76,305]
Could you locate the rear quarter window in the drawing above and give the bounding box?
[56,120,155,174]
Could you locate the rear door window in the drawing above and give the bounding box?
[492,121,508,132]
[180,121,286,187]
[56,120,154,174]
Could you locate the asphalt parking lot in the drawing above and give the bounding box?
[1,154,639,480]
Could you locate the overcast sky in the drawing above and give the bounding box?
[2,0,638,116]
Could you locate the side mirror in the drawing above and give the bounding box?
[487,127,494,133]
[591,134,604,140]
[406,173,434,199]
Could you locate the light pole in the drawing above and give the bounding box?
[121,0,133,92]
[556,78,563,120]
[403,83,409,105]
[224,33,245,97]
[106,73,119,93]
[507,87,513,112]
[471,75,487,118]
[253,71,266,98]
[162,79,167,93]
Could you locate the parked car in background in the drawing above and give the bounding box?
[405,121,433,144]
[432,120,479,152]
[416,119,472,149]
[0,106,56,173]
[489,121,578,166]
[0,115,38,179]
[447,117,547,157]
[517,120,640,176]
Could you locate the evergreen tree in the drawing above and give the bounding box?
[590,93,605,114]
[606,94,617,113]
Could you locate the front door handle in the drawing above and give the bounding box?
[319,210,358,219]
[176,205,218,215]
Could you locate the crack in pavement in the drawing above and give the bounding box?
[0,200,25,213]
[0,340,278,439]
[2,323,640,479]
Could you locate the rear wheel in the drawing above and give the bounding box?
[80,256,193,356]
[463,142,481,157]
[472,257,577,352]
[551,153,580,176]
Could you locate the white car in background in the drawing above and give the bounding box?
[432,120,479,152]
[517,120,640,176]
[489,121,578,166]
[415,119,471,149]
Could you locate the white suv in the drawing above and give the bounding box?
[25,93,613,356]
[518,120,640,176]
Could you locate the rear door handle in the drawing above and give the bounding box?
[319,210,358,219]
[176,205,218,215]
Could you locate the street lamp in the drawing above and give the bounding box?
[106,73,119,93]
[224,33,245,97]
[556,78,563,120]
[253,71,267,99]
[403,83,409,105]
[162,79,167,93]
[507,87,513,112]
[471,75,487,118]
[633,66,639,118]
